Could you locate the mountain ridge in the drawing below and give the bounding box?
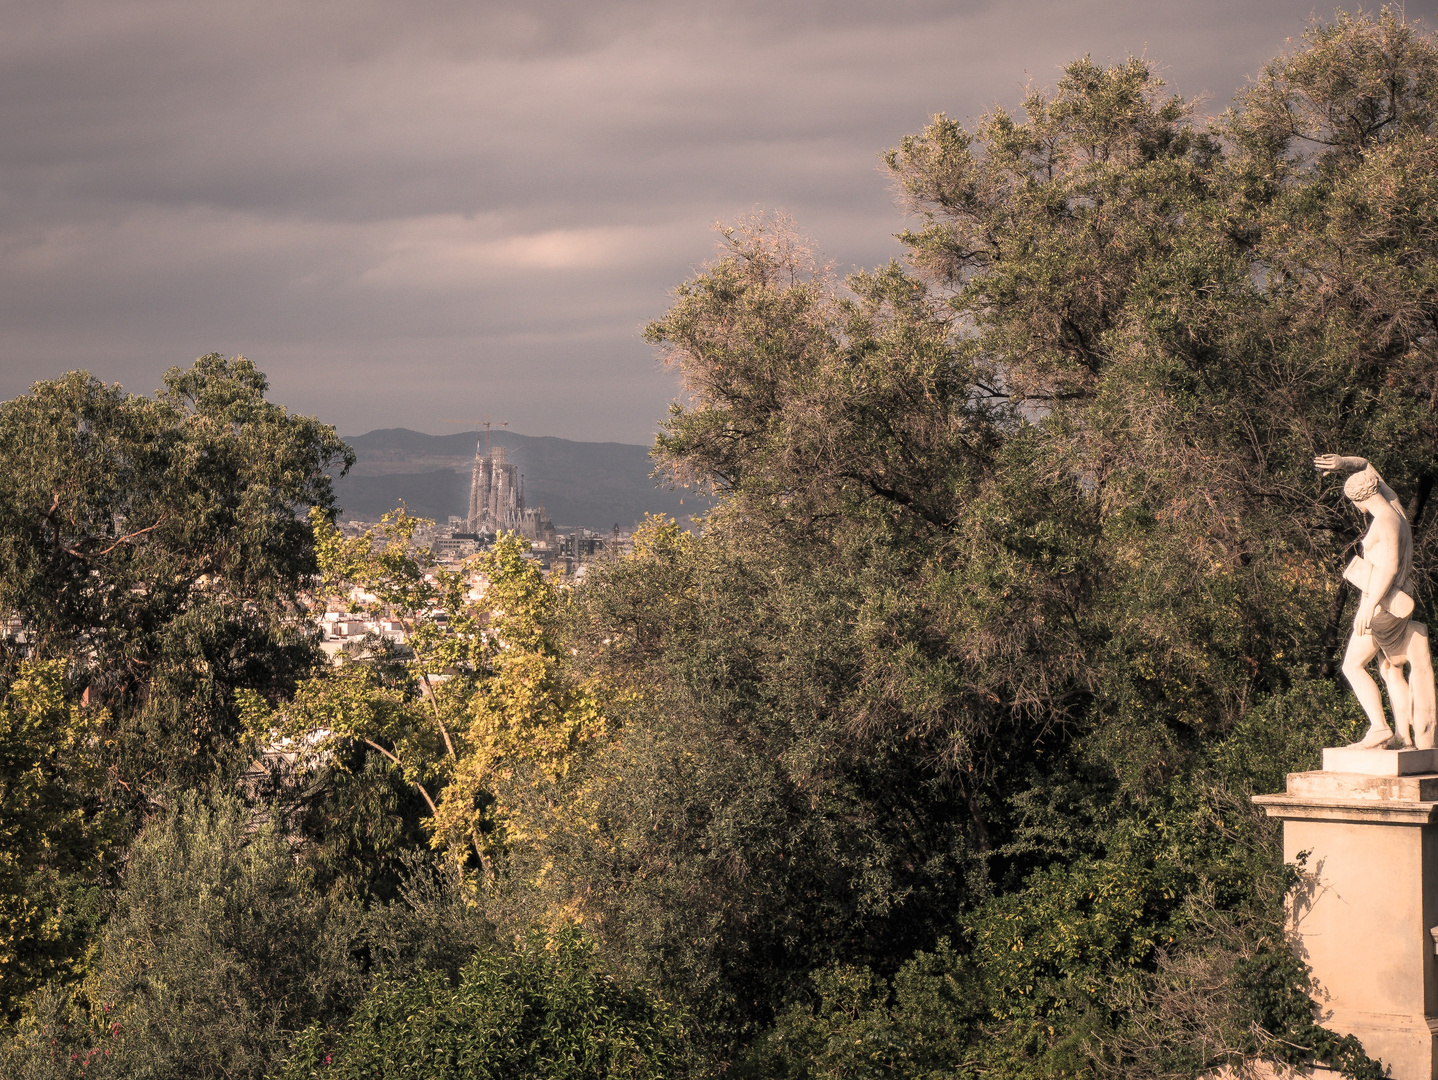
[331,427,705,531]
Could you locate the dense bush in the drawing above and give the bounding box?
[277,929,691,1080]
[1,791,364,1080]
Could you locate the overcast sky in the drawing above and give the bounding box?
[4,1,1435,443]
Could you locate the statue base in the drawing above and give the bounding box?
[1321,746,1438,775]
[1255,754,1438,1079]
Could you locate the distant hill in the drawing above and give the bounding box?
[331,428,707,531]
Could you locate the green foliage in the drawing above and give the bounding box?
[736,944,985,1080]
[0,662,121,1021]
[0,355,352,798]
[433,534,612,861]
[1230,7,1438,167]
[250,507,484,884]
[287,745,435,905]
[77,791,359,1080]
[357,849,497,983]
[276,929,691,1080]
[0,984,130,1080]
[1207,679,1368,796]
[887,55,1217,404]
[254,507,480,823]
[260,522,614,873]
[742,911,1384,1080]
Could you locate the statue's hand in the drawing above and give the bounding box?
[1356,600,1374,638]
[1315,454,1341,474]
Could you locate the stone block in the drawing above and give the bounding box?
[1255,766,1438,1079]
[1321,747,1438,775]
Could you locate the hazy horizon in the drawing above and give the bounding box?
[338,424,653,447]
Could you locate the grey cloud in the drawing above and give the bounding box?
[4,0,1437,442]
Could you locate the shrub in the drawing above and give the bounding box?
[278,927,691,1080]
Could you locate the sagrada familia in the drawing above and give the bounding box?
[466,442,555,543]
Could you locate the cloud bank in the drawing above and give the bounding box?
[3,0,1430,441]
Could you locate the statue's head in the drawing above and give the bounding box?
[1344,467,1382,505]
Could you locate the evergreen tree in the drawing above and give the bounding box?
[0,355,353,799]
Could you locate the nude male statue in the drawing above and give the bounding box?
[1315,454,1436,749]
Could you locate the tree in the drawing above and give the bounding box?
[1229,8,1438,592]
[0,661,121,1022]
[492,512,987,1051]
[260,522,611,876]
[429,534,612,864]
[259,509,484,831]
[537,10,1438,1073]
[0,355,353,799]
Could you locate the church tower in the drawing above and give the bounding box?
[465,438,555,543]
[467,443,522,533]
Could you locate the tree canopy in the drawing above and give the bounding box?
[0,354,353,798]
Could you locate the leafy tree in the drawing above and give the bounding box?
[0,661,122,1022]
[1,791,363,1080]
[486,512,986,1053]
[272,743,435,906]
[0,355,353,799]
[88,791,363,1079]
[261,522,611,875]
[429,534,612,863]
[527,10,1438,1074]
[256,509,481,830]
[1229,7,1438,600]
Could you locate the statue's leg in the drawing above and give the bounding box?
[1380,657,1414,747]
[1407,623,1437,750]
[1341,631,1392,747]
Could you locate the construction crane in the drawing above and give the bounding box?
[482,418,508,457]
[439,416,509,457]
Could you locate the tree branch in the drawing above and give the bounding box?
[362,738,438,815]
[62,516,167,560]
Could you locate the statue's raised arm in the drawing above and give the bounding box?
[1314,454,1371,475]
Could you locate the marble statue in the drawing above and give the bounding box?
[1315,454,1436,749]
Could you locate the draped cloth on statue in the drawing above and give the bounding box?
[1372,606,1412,662]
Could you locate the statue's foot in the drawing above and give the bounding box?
[1395,735,1416,749]
[1349,725,1396,749]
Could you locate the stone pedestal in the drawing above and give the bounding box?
[1255,750,1438,1079]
